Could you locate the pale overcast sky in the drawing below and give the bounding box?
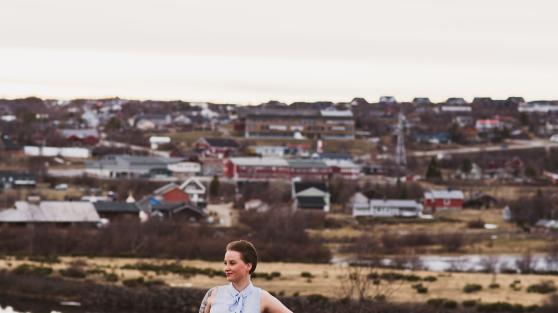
[1,0,557,104]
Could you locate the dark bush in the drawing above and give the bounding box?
[477,302,524,313]
[526,281,557,294]
[122,277,165,288]
[423,276,437,282]
[467,219,485,229]
[462,299,477,307]
[12,264,53,277]
[60,266,87,279]
[306,294,329,304]
[427,298,457,308]
[443,300,458,309]
[442,233,465,252]
[104,272,119,282]
[27,255,61,264]
[121,262,225,278]
[463,283,482,293]
[300,272,313,278]
[122,277,145,288]
[412,283,428,294]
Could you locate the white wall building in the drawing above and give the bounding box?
[353,198,423,218]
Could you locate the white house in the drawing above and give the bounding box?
[253,145,287,157]
[292,181,330,212]
[353,198,423,218]
[244,199,270,213]
[149,136,171,150]
[179,177,207,207]
[518,101,558,113]
[441,105,472,113]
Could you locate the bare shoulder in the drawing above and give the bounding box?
[199,286,219,313]
[260,289,293,313]
[208,286,219,302]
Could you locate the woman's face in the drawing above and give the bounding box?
[224,250,252,282]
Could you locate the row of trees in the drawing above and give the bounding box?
[509,190,557,226]
[0,210,331,263]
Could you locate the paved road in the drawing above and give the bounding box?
[99,139,170,157]
[411,139,558,157]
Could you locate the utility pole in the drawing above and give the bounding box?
[395,112,407,172]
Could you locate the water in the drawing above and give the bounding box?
[412,254,555,272]
[0,298,127,313]
[334,253,558,273]
[0,298,82,313]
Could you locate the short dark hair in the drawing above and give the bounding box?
[226,240,258,274]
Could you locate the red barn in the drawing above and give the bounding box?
[423,190,464,213]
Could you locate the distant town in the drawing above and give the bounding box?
[1,96,557,225]
[1,95,558,310]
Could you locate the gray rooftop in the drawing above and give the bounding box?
[0,201,100,223]
[287,159,328,168]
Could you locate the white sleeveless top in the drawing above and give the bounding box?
[210,282,261,313]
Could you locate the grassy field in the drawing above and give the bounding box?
[1,256,556,306]
[312,209,551,255]
[163,131,376,155]
[0,183,84,202]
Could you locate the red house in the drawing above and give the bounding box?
[224,157,331,181]
[423,190,464,213]
[544,171,558,184]
[60,129,99,146]
[153,183,190,203]
[194,137,239,158]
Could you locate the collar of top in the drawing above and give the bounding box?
[228,282,254,313]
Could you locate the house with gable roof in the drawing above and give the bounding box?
[194,137,239,158]
[292,181,330,212]
[179,177,207,208]
[93,201,143,222]
[85,155,183,179]
[0,201,100,226]
[423,189,464,213]
[352,196,423,218]
[132,113,172,130]
[60,129,100,145]
[153,182,190,203]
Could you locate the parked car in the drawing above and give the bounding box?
[54,183,68,190]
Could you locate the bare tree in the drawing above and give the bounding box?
[545,242,558,272]
[516,250,536,274]
[340,264,405,313]
[480,255,500,285]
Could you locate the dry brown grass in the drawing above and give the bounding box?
[2,256,556,305]
[164,131,223,147]
[313,209,552,255]
[165,131,375,155]
[0,183,84,202]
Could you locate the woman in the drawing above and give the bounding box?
[199,240,293,313]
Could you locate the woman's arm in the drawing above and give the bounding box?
[199,287,217,313]
[261,290,293,313]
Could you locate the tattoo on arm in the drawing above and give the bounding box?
[199,288,214,313]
